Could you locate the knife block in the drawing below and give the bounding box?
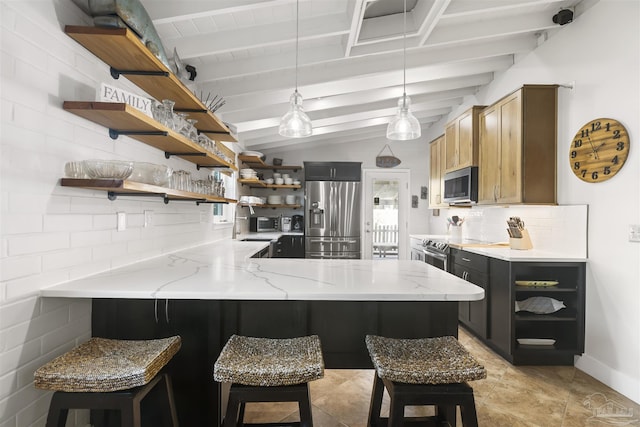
[510,229,533,250]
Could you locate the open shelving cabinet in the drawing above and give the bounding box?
[62,26,239,205]
[64,25,236,143]
[237,155,303,209]
[63,102,236,171]
[509,261,586,365]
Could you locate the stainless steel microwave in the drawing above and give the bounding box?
[443,166,478,204]
[249,217,278,232]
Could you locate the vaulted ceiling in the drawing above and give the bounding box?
[144,0,595,151]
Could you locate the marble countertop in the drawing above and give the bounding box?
[411,235,586,262]
[451,245,587,262]
[40,240,484,302]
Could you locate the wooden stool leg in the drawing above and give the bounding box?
[45,392,68,427]
[238,402,246,427]
[223,389,242,427]
[298,384,313,427]
[387,393,404,427]
[162,374,179,426]
[460,394,479,427]
[367,374,385,427]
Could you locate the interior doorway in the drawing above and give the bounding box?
[362,169,410,260]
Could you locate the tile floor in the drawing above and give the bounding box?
[243,328,640,426]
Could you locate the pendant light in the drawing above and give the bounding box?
[386,0,421,140]
[279,0,312,138]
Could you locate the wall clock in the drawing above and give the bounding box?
[569,118,630,183]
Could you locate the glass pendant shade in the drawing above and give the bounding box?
[279,90,312,138]
[387,94,421,140]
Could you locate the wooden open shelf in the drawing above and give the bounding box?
[63,102,236,171]
[61,178,236,204]
[237,179,301,190]
[64,25,236,143]
[239,203,301,210]
[238,155,301,171]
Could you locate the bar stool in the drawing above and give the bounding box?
[365,335,486,427]
[34,335,181,427]
[214,334,325,427]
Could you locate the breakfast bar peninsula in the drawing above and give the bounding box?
[41,240,483,425]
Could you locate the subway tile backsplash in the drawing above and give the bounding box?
[436,205,588,258]
[0,2,235,425]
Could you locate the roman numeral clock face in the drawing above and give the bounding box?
[570,118,630,183]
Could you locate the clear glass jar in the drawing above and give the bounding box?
[186,118,198,141]
[161,99,175,129]
[175,113,190,138]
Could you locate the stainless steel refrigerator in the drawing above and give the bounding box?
[305,180,361,259]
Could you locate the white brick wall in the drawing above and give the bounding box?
[0,1,235,425]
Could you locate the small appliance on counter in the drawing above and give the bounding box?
[249,216,278,232]
[291,215,304,232]
[280,216,292,232]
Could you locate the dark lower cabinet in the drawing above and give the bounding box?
[92,299,457,426]
[273,235,305,258]
[487,259,511,358]
[450,248,488,339]
[448,249,586,366]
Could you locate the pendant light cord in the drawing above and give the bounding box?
[402,0,407,105]
[295,0,299,92]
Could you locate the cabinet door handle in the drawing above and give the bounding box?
[462,257,471,262]
[165,299,170,324]
[154,299,159,324]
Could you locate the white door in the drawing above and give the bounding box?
[362,169,410,260]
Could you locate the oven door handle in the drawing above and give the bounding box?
[422,250,448,261]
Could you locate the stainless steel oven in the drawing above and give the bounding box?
[417,239,450,271]
[410,238,449,270]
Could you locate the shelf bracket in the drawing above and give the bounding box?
[164,152,208,160]
[107,192,171,204]
[109,129,168,140]
[198,130,231,136]
[195,164,229,171]
[110,67,170,80]
[196,200,229,205]
[174,108,208,114]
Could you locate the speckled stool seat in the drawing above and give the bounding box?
[365,335,486,427]
[214,335,325,427]
[34,336,181,427]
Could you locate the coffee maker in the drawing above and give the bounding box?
[280,216,292,232]
[291,215,304,232]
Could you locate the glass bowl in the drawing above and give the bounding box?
[83,160,134,179]
[130,162,173,186]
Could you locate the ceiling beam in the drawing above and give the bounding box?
[209,55,513,113]
[226,82,485,124]
[162,13,350,60]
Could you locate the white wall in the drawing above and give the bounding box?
[424,0,640,403]
[0,2,233,425]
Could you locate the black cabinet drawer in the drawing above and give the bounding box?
[450,248,489,272]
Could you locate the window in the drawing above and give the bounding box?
[212,170,234,225]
